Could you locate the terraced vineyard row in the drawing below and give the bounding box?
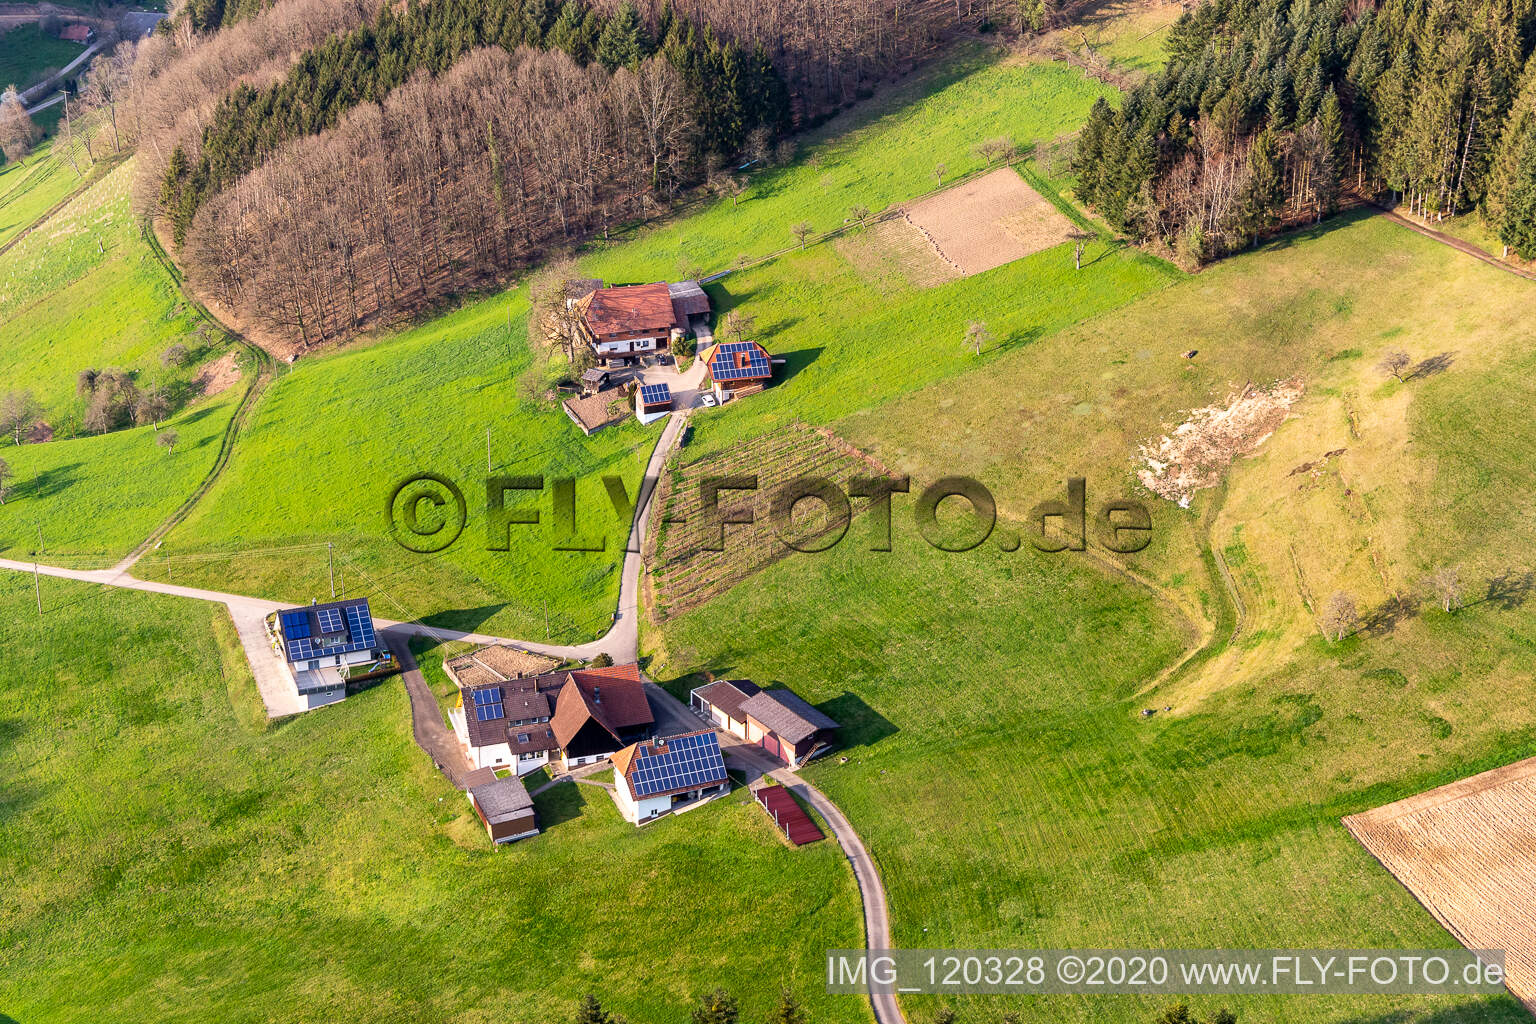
[647,424,900,618]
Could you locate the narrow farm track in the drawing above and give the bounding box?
[0,401,906,1024]
[119,226,276,572]
[1368,200,1536,283]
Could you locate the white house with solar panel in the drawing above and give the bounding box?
[273,598,385,710]
[612,730,731,825]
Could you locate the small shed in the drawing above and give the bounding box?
[638,382,673,412]
[59,23,94,43]
[466,769,539,844]
[579,367,611,395]
[668,280,712,331]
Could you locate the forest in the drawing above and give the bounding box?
[182,47,707,346]
[154,0,789,245]
[1072,0,1536,262]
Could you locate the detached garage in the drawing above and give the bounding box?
[689,679,839,767]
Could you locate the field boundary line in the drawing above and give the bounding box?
[120,224,275,571]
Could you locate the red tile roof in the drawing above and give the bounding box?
[59,23,92,42]
[579,283,677,339]
[549,666,653,748]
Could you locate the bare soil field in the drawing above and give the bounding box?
[903,166,1077,276]
[195,350,242,398]
[1345,757,1536,1010]
[835,215,961,292]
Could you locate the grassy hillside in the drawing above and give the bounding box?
[144,40,1165,638]
[0,574,865,1023]
[0,159,235,425]
[650,213,1536,1022]
[0,140,97,248]
[0,387,240,564]
[581,44,1115,283]
[137,297,654,639]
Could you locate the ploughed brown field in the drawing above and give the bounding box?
[1345,757,1536,1010]
[903,166,1077,276]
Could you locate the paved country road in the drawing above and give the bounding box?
[0,405,909,1024]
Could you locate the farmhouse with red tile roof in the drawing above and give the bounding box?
[573,281,711,365]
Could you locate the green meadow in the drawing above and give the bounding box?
[581,43,1115,283]
[0,159,231,424]
[0,387,239,564]
[0,140,95,248]
[650,213,1536,1023]
[139,296,656,640]
[0,22,82,91]
[142,41,1163,639]
[0,575,865,1024]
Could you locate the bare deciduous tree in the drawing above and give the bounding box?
[1424,565,1464,612]
[934,161,947,187]
[0,87,39,163]
[0,389,39,444]
[1320,590,1358,642]
[1378,349,1412,382]
[135,387,171,428]
[965,320,993,355]
[157,429,179,453]
[790,220,814,249]
[849,203,870,229]
[721,309,757,344]
[975,135,1016,167]
[1069,230,1093,269]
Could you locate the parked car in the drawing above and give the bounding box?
[699,393,718,407]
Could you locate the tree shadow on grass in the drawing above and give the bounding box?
[1409,351,1456,379]
[1252,206,1378,256]
[992,325,1044,354]
[1359,593,1421,638]
[13,462,82,502]
[1483,569,1536,611]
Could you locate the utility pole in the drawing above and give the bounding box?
[36,523,44,556]
[328,542,335,600]
[34,561,41,615]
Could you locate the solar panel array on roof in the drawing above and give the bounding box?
[630,732,727,797]
[639,382,671,405]
[317,606,344,634]
[710,341,771,382]
[282,602,379,663]
[471,684,505,721]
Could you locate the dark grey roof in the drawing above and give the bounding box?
[469,774,534,823]
[694,679,760,720]
[581,367,611,383]
[669,280,711,318]
[740,688,838,744]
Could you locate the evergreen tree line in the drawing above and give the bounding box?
[155,0,789,244]
[182,46,708,346]
[1071,0,1536,262]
